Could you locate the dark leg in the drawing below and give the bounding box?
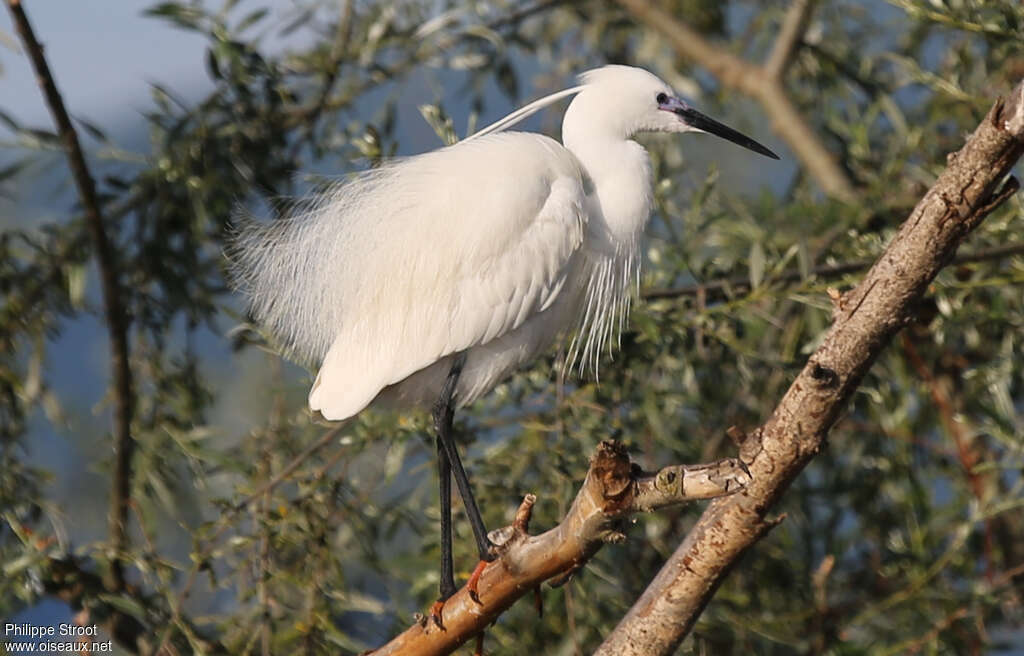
[437,437,456,601]
[429,438,456,627]
[432,354,496,564]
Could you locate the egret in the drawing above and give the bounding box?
[230,65,778,621]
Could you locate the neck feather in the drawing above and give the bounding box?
[565,136,653,252]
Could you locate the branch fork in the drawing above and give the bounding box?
[369,441,750,656]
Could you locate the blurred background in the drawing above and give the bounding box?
[1,0,1023,653]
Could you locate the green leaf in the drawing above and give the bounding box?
[495,59,519,100]
[98,593,148,621]
[749,242,766,289]
[0,156,30,183]
[144,2,204,31]
[24,128,60,148]
[206,48,223,80]
[236,8,269,32]
[3,553,41,577]
[417,104,457,146]
[73,116,109,143]
[0,108,20,131]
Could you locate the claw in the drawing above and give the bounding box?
[429,600,446,630]
[467,559,488,605]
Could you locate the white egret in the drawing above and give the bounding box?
[230,65,778,620]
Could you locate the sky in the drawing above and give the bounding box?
[0,1,211,134]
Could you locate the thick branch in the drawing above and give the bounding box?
[368,442,751,656]
[595,82,1024,655]
[5,0,136,590]
[616,0,857,201]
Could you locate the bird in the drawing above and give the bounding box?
[229,64,778,622]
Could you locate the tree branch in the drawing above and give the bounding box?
[641,242,1024,303]
[232,424,344,512]
[594,81,1024,656]
[367,442,751,656]
[5,0,137,591]
[766,0,816,80]
[616,0,857,201]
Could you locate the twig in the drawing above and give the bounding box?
[810,554,836,653]
[488,0,568,31]
[256,359,285,656]
[884,607,969,655]
[367,442,751,656]
[641,242,1024,302]
[288,0,354,164]
[616,0,857,201]
[593,80,1024,655]
[766,0,816,80]
[991,561,1024,589]
[5,0,136,591]
[901,335,995,581]
[233,424,344,512]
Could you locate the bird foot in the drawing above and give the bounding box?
[467,559,489,605]
[429,600,446,630]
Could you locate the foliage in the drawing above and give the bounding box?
[2,0,1023,653]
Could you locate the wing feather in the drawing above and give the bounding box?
[230,133,586,421]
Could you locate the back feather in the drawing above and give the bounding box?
[228,165,401,368]
[229,133,588,420]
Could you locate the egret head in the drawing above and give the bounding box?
[567,65,779,159]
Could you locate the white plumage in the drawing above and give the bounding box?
[230,65,777,421]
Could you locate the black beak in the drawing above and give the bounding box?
[673,106,779,160]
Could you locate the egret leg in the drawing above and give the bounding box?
[432,353,497,564]
[437,436,456,601]
[429,438,455,627]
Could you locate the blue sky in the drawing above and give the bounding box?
[1,1,211,133]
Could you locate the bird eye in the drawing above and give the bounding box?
[656,92,668,105]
